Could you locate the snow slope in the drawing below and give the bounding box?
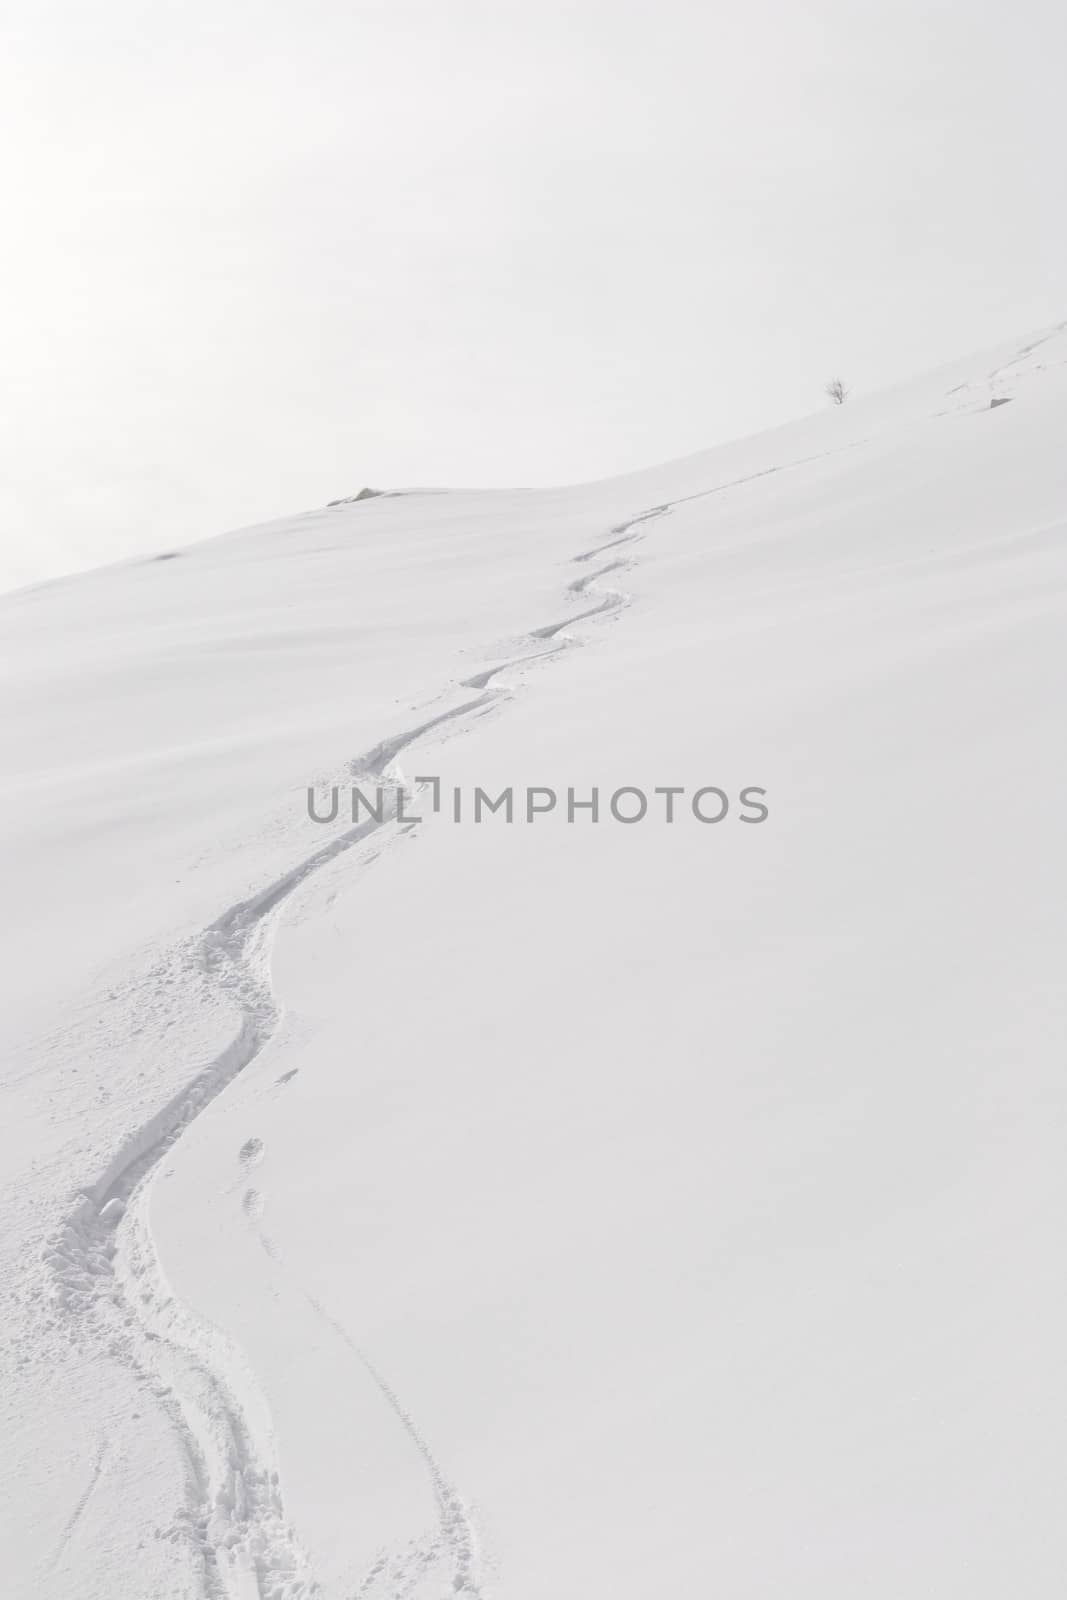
[2,325,1066,1599]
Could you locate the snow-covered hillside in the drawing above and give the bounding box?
[2,326,1066,1599]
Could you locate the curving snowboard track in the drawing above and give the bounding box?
[42,498,671,1600]
[42,444,850,1598]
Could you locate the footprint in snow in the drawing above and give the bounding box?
[238,1136,264,1167]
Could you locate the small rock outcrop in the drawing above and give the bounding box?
[327,487,384,507]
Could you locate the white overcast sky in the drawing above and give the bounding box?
[2,0,1065,586]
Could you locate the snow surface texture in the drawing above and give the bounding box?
[2,326,1066,1598]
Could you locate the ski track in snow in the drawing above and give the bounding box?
[39,438,865,1599]
[255,1211,481,1600]
[46,1443,109,1576]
